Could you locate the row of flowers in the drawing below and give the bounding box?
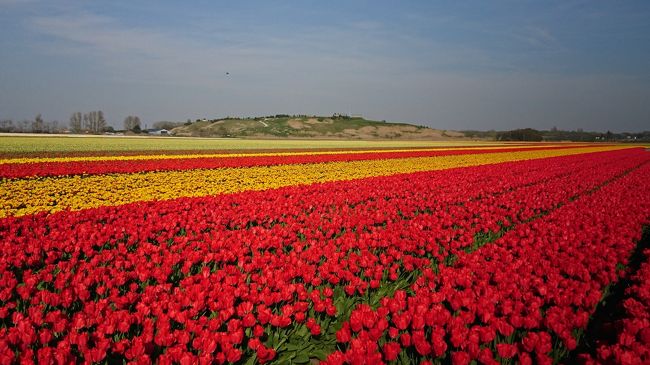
[325,157,650,364]
[0,143,573,162]
[0,146,629,218]
[0,146,579,179]
[576,245,650,364]
[0,149,647,363]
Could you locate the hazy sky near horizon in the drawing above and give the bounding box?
[1,1,649,132]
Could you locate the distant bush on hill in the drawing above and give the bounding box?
[496,128,543,141]
[153,121,183,130]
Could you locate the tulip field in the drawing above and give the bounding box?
[1,139,649,364]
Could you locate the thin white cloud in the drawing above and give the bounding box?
[30,12,267,86]
[349,20,383,31]
[512,26,558,48]
[32,13,164,55]
[0,0,35,5]
[27,9,424,91]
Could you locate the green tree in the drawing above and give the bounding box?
[32,114,44,133]
[496,128,543,141]
[84,111,106,134]
[124,115,141,131]
[69,112,83,133]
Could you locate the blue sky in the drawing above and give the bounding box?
[1,0,649,131]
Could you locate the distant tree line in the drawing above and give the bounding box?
[540,128,650,142]
[3,113,649,142]
[0,111,167,135]
[69,111,107,134]
[463,128,650,142]
[496,128,544,141]
[0,114,63,134]
[123,115,141,132]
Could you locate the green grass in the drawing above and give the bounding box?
[175,116,449,139]
[0,135,501,154]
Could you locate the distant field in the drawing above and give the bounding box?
[0,134,506,154]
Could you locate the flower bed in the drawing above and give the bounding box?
[0,147,648,363]
[0,145,580,179]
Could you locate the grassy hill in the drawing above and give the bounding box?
[170,116,464,140]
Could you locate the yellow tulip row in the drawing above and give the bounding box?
[0,146,628,218]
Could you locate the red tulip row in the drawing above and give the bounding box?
[575,241,650,365]
[0,149,647,364]
[0,146,579,179]
[325,157,650,365]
